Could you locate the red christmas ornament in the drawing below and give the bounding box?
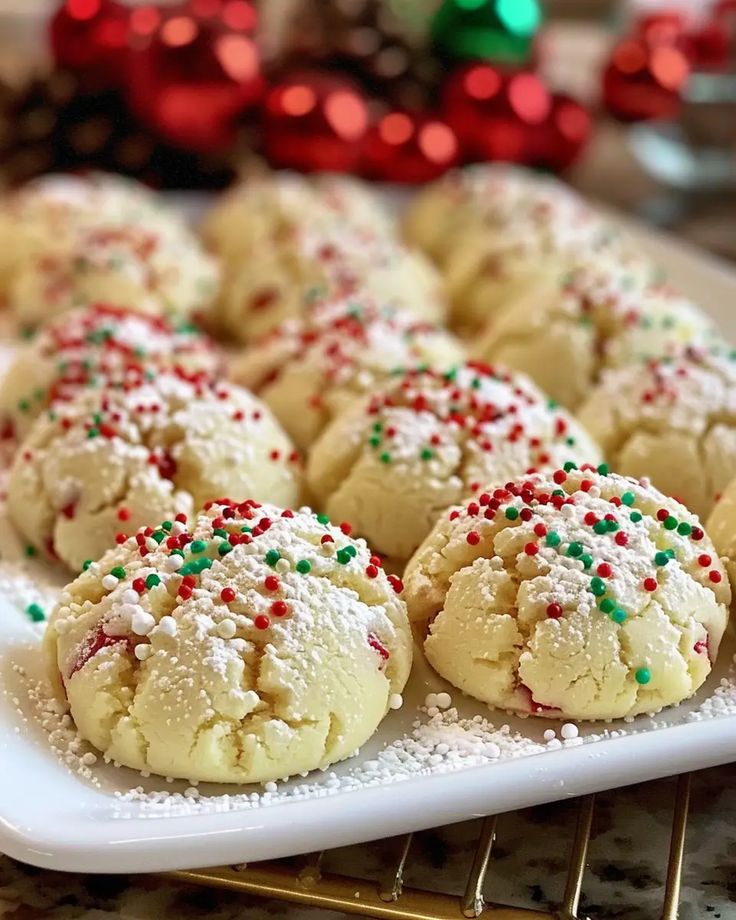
[527,93,591,172]
[126,0,263,153]
[442,62,551,163]
[50,0,130,89]
[602,35,690,122]
[262,71,369,173]
[362,110,459,182]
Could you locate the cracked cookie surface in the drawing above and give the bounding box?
[8,371,301,571]
[44,499,411,783]
[403,467,729,720]
[306,362,602,563]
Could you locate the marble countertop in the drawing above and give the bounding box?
[2,763,735,919]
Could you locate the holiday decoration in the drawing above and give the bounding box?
[431,0,542,66]
[126,0,263,153]
[442,62,550,163]
[0,70,236,188]
[272,0,443,110]
[50,0,130,89]
[362,110,459,182]
[262,71,369,173]
[527,94,592,172]
[602,33,690,122]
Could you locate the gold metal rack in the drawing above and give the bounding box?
[165,773,693,920]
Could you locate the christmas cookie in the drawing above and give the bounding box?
[8,220,219,329]
[0,171,196,290]
[212,223,445,343]
[230,298,464,450]
[202,171,393,267]
[8,373,301,571]
[474,258,719,410]
[0,304,219,441]
[403,467,729,720]
[44,499,411,784]
[403,163,581,262]
[577,348,736,519]
[306,362,602,563]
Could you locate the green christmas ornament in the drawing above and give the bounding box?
[431,0,541,64]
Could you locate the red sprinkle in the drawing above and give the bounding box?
[546,603,563,618]
[117,507,131,521]
[178,585,193,600]
[115,533,128,545]
[387,574,403,594]
[271,600,288,617]
[691,527,704,541]
[466,531,480,546]
[643,577,657,592]
[698,554,712,567]
[254,614,270,630]
[321,534,334,544]
[365,564,379,578]
[597,562,612,578]
[552,470,567,484]
[709,570,722,584]
[220,587,236,603]
[132,577,146,594]
[264,575,279,592]
[614,532,628,546]
[534,523,547,537]
[524,542,538,556]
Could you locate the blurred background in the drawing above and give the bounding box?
[1,0,734,259]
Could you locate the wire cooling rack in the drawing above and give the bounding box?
[163,773,692,920]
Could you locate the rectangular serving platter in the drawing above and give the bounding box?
[1,204,736,875]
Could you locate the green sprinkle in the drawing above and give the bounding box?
[316,514,329,525]
[145,573,161,589]
[26,603,45,622]
[190,540,207,554]
[471,377,482,390]
[24,545,36,558]
[240,526,252,533]
[677,522,692,536]
[380,452,391,464]
[567,542,583,558]
[563,461,578,472]
[161,520,173,532]
[179,563,194,576]
[296,559,312,574]
[193,557,212,573]
[265,549,280,567]
[654,551,670,566]
[611,608,627,624]
[565,437,576,447]
[372,422,383,433]
[552,489,565,498]
[82,559,93,570]
[152,530,166,544]
[545,531,561,547]
[213,528,228,539]
[345,545,357,558]
[110,566,126,579]
[593,520,608,535]
[630,511,643,523]
[606,519,619,532]
[663,516,678,531]
[597,463,610,475]
[580,554,593,570]
[17,398,31,413]
[336,548,352,565]
[599,598,616,614]
[218,542,232,556]
[505,507,519,521]
[635,667,651,685]
[590,577,606,596]
[666,548,675,558]
[369,436,381,448]
[420,448,434,460]
[87,427,99,438]
[621,491,635,506]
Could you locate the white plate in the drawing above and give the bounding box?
[2,212,736,875]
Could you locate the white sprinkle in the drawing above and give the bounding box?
[424,693,437,708]
[121,589,139,604]
[275,558,291,573]
[101,574,118,591]
[134,644,152,661]
[164,554,183,572]
[435,692,452,710]
[217,619,237,639]
[81,752,97,766]
[131,610,156,636]
[561,723,579,740]
[264,781,278,793]
[157,615,177,637]
[388,694,403,710]
[543,729,557,742]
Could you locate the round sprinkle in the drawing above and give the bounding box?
[26,603,45,622]
[271,600,288,617]
[145,573,161,589]
[220,587,236,603]
[635,667,651,685]
[611,608,627,624]
[265,549,280,567]
[296,559,312,574]
[505,507,519,521]
[654,551,670,566]
[264,575,279,592]
[466,531,480,546]
[643,577,658,592]
[110,566,126,579]
[599,598,616,614]
[254,614,270,630]
[621,492,635,506]
[709,570,723,584]
[545,531,561,547]
[189,540,207,554]
[546,603,562,618]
